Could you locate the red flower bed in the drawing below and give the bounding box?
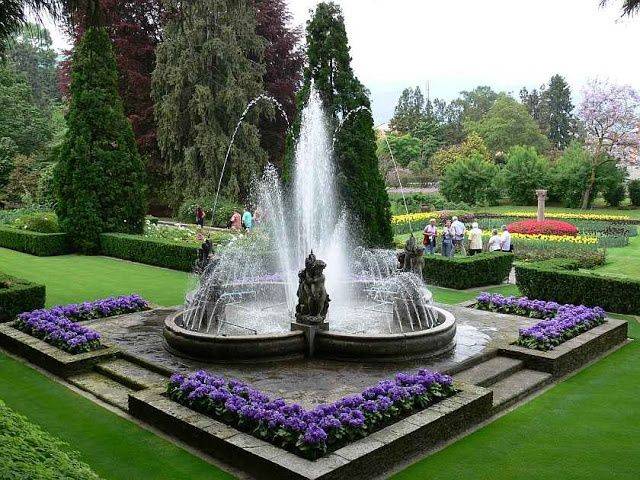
[507,219,578,236]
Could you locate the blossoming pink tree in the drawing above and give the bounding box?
[577,79,640,209]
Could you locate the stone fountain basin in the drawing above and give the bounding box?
[163,307,455,363]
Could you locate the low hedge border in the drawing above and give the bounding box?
[515,259,640,314]
[0,225,70,256]
[0,274,46,322]
[100,233,197,272]
[422,253,514,289]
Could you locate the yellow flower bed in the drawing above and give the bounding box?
[507,232,598,244]
[503,211,631,222]
[391,212,433,224]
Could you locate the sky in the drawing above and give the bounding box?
[41,0,640,124]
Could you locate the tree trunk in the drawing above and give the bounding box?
[581,166,597,209]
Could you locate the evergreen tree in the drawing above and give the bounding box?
[389,87,426,134]
[542,74,575,150]
[153,0,267,203]
[55,27,146,252]
[301,1,392,247]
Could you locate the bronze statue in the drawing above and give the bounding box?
[295,251,330,324]
[397,235,424,277]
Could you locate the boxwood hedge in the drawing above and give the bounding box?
[0,274,46,322]
[100,233,198,272]
[515,259,640,314]
[422,252,514,289]
[0,226,70,256]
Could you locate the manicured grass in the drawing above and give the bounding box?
[431,284,519,305]
[0,247,193,307]
[0,350,234,480]
[394,317,640,480]
[596,235,640,279]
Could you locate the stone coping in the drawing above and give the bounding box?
[129,382,492,480]
[0,322,118,377]
[498,318,628,376]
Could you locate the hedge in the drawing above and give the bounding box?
[0,226,70,256]
[100,233,198,272]
[422,252,514,289]
[515,259,640,314]
[0,274,46,322]
[0,400,100,480]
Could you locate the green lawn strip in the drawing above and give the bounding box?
[395,318,640,480]
[0,351,235,480]
[431,284,519,305]
[595,235,640,279]
[0,247,193,307]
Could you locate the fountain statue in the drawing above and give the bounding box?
[397,235,424,277]
[295,251,331,325]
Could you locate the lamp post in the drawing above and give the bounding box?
[536,189,548,222]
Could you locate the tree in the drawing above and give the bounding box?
[551,142,597,208]
[466,94,550,154]
[430,132,490,177]
[543,75,575,150]
[576,79,640,209]
[376,132,422,168]
[153,0,267,203]
[502,146,550,205]
[301,2,392,246]
[0,137,18,191]
[520,86,545,128]
[389,87,426,133]
[432,97,465,145]
[55,27,146,252]
[600,0,640,16]
[440,153,500,206]
[458,86,498,122]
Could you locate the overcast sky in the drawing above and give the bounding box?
[42,0,640,124]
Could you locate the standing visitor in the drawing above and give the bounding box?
[253,207,262,226]
[195,205,205,228]
[230,210,242,231]
[441,220,454,258]
[488,229,502,252]
[500,225,512,252]
[451,216,466,255]
[423,218,437,254]
[468,222,483,255]
[242,207,253,231]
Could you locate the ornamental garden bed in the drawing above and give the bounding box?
[0,274,45,322]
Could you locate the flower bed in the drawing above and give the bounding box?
[500,211,632,222]
[15,311,102,354]
[476,292,606,351]
[167,368,457,460]
[507,219,578,236]
[45,294,149,322]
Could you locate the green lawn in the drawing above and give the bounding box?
[0,247,193,307]
[596,235,640,279]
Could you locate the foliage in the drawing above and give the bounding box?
[551,142,597,208]
[0,225,71,256]
[628,179,640,207]
[388,192,469,215]
[0,273,45,321]
[55,27,146,253]
[501,146,550,205]
[440,153,500,206]
[516,259,640,314]
[507,220,578,236]
[100,233,198,271]
[389,86,427,133]
[465,94,550,154]
[36,161,57,207]
[12,211,60,233]
[176,196,243,228]
[153,0,266,204]
[3,153,42,204]
[0,399,100,480]
[422,253,514,289]
[601,166,627,207]
[0,137,17,191]
[143,221,234,246]
[377,132,423,168]
[430,132,490,177]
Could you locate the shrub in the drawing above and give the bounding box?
[12,211,60,233]
[422,253,513,289]
[628,179,640,206]
[0,274,46,322]
[515,259,640,314]
[177,196,242,228]
[501,146,550,205]
[0,400,100,480]
[507,219,578,236]
[0,226,70,256]
[550,143,594,208]
[440,153,501,206]
[100,233,198,271]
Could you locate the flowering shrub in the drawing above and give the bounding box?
[15,311,102,354]
[507,220,578,236]
[502,211,631,222]
[476,292,606,351]
[168,369,457,459]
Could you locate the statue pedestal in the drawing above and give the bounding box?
[536,189,548,222]
[291,317,329,357]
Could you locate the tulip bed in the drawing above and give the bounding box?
[476,292,606,351]
[507,220,578,236]
[168,368,457,460]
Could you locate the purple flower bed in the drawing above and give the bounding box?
[476,293,606,351]
[168,368,457,460]
[44,294,149,322]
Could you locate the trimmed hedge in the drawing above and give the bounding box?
[0,274,46,322]
[0,226,70,256]
[0,400,101,480]
[422,252,514,289]
[515,259,640,314]
[100,233,197,272]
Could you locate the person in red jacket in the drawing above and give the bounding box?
[195,205,205,228]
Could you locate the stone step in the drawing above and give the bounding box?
[68,372,135,411]
[490,369,553,411]
[454,356,524,387]
[95,358,167,391]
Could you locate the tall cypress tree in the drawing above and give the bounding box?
[542,74,575,150]
[153,0,267,203]
[55,27,146,253]
[297,2,392,247]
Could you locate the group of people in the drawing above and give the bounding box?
[423,216,512,258]
[193,205,257,232]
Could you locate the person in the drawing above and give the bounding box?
[229,210,242,231]
[242,207,253,231]
[500,225,512,252]
[253,207,262,225]
[195,205,205,228]
[441,220,454,258]
[197,237,213,271]
[488,229,502,252]
[423,218,437,254]
[468,222,483,255]
[451,216,466,255]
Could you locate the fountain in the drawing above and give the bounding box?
[164,86,456,362]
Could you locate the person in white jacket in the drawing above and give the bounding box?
[468,222,483,255]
